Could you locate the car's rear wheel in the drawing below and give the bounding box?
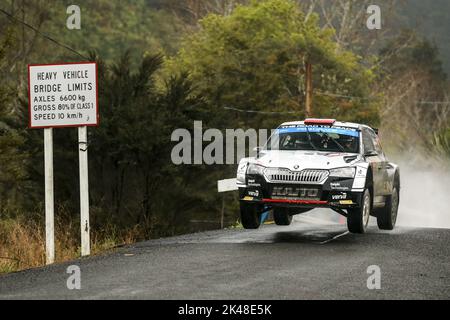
[347,189,371,234]
[377,186,399,230]
[240,203,261,229]
[274,208,293,226]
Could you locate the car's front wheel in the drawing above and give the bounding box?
[377,186,399,230]
[274,208,293,226]
[347,189,371,234]
[240,203,261,229]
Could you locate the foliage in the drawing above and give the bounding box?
[434,129,450,160]
[401,0,450,74]
[166,0,379,129]
[0,0,186,90]
[0,212,140,273]
[0,29,29,212]
[47,0,185,60]
[378,31,450,157]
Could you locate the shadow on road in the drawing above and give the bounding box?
[272,229,349,244]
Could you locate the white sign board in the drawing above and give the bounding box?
[28,62,98,128]
[218,178,238,193]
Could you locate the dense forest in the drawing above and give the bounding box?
[1,0,449,272]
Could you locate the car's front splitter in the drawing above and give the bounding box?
[240,190,363,210]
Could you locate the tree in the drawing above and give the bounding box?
[159,0,249,24]
[296,0,400,55]
[166,0,378,129]
[79,51,214,236]
[378,31,450,159]
[0,29,29,213]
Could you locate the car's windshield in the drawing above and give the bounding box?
[265,125,360,153]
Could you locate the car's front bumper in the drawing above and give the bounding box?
[238,174,364,209]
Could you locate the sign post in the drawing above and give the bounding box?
[217,178,238,229]
[78,126,90,256]
[28,62,98,263]
[44,128,55,265]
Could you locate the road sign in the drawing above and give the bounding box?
[28,61,97,264]
[217,178,238,229]
[28,62,98,128]
[217,178,238,193]
[44,128,54,264]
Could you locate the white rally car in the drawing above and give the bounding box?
[236,119,400,234]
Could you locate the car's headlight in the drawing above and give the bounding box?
[329,167,356,178]
[247,163,265,176]
[236,162,247,183]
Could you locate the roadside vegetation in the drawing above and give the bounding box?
[1,0,449,273]
[0,212,142,273]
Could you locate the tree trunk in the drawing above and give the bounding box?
[305,61,313,118]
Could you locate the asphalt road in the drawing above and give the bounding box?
[0,215,449,300]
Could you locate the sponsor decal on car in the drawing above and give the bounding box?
[247,178,261,187]
[330,182,351,191]
[332,192,348,200]
[248,190,260,197]
[271,186,320,200]
[277,125,359,137]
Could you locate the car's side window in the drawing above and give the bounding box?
[362,129,376,155]
[370,130,383,155]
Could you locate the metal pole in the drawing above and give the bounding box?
[305,61,313,118]
[78,126,90,256]
[44,128,55,265]
[221,195,225,229]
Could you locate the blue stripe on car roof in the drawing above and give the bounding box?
[277,126,360,137]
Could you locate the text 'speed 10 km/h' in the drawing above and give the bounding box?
[28,62,98,128]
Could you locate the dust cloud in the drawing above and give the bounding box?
[396,161,450,229]
[295,160,450,229]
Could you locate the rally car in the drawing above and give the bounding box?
[236,119,400,234]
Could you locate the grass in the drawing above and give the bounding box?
[0,216,139,274]
[0,206,233,274]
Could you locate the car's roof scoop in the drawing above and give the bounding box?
[304,118,336,126]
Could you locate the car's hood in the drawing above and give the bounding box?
[253,150,360,171]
